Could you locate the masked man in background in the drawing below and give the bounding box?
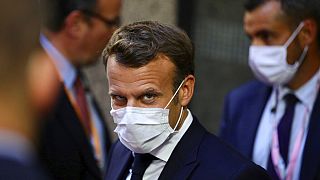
[219,0,320,179]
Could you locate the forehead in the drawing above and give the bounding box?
[107,54,176,94]
[244,1,287,33]
[97,0,121,19]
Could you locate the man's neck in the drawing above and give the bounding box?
[42,30,78,65]
[287,51,320,90]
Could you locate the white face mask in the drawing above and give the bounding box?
[249,22,309,86]
[110,80,185,153]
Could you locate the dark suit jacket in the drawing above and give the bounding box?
[219,80,320,180]
[0,156,49,180]
[38,85,112,180]
[105,116,270,180]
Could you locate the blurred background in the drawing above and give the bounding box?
[84,0,254,138]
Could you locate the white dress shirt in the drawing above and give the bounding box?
[40,34,107,169]
[253,68,320,180]
[126,109,193,180]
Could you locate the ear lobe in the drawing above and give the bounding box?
[179,75,195,107]
[64,11,88,38]
[300,19,317,46]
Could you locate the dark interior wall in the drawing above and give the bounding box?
[178,0,255,133]
[177,0,194,36]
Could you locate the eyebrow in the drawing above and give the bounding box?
[140,88,163,96]
[246,29,274,42]
[255,30,271,37]
[108,87,163,97]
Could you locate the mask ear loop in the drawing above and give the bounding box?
[284,22,309,69]
[294,46,309,67]
[164,79,186,132]
[284,22,305,48]
[164,79,186,109]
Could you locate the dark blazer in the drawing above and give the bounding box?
[219,80,320,180]
[38,85,112,180]
[0,156,49,180]
[105,115,270,180]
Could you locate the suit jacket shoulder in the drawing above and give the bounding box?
[219,80,272,157]
[159,116,270,180]
[38,86,103,180]
[0,156,49,180]
[227,80,270,102]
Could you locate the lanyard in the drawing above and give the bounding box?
[271,104,309,180]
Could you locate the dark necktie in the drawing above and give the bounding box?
[267,93,299,179]
[131,153,157,180]
[74,75,91,135]
[74,73,104,167]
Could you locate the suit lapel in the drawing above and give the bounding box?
[105,141,133,180]
[239,85,272,158]
[56,87,101,178]
[299,90,320,180]
[158,117,205,180]
[89,91,112,166]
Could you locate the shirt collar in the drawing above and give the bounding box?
[277,68,320,110]
[40,33,77,90]
[150,109,193,162]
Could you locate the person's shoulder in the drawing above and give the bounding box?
[197,132,270,179]
[198,132,247,162]
[231,80,268,95]
[226,80,271,101]
[42,86,72,120]
[0,157,50,180]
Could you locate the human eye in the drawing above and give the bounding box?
[257,30,277,46]
[257,31,272,44]
[141,93,158,104]
[110,94,127,107]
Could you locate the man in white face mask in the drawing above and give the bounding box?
[220,0,320,179]
[103,21,270,180]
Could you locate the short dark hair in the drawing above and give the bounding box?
[103,21,195,91]
[244,0,320,45]
[40,0,97,32]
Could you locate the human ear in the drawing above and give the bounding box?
[63,10,88,39]
[299,19,317,46]
[179,74,195,107]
